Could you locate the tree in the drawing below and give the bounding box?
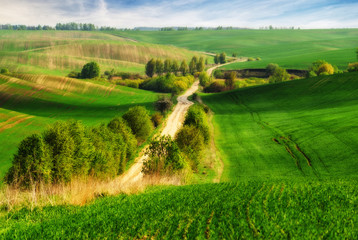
[266,63,279,76]
[155,59,164,76]
[196,57,205,72]
[189,58,197,74]
[145,58,156,77]
[180,60,189,76]
[269,67,290,84]
[163,59,172,73]
[232,53,238,57]
[225,71,236,90]
[199,72,211,87]
[317,63,334,75]
[214,54,220,64]
[122,106,153,142]
[81,62,100,79]
[154,95,173,114]
[171,60,179,76]
[219,52,226,64]
[142,136,185,175]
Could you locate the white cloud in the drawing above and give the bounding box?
[0,0,357,28]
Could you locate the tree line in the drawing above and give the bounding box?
[0,23,117,31]
[145,56,205,77]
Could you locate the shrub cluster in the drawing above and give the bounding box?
[176,104,210,170]
[5,106,154,188]
[347,62,358,72]
[308,60,337,77]
[5,118,137,188]
[204,81,226,93]
[140,73,194,94]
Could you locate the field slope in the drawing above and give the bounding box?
[201,72,358,181]
[116,29,358,70]
[0,73,160,180]
[0,30,204,76]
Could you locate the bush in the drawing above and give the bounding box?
[81,62,100,79]
[122,106,153,142]
[247,57,255,61]
[256,57,261,61]
[308,71,317,78]
[266,63,279,76]
[0,68,9,74]
[151,112,163,128]
[4,134,51,187]
[347,62,358,72]
[269,67,290,84]
[199,72,211,87]
[154,95,173,114]
[140,74,194,94]
[175,125,205,170]
[225,71,236,90]
[143,136,186,175]
[184,105,210,143]
[213,69,224,79]
[127,82,139,88]
[204,81,226,93]
[317,63,334,75]
[67,71,81,78]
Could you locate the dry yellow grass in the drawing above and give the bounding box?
[0,174,182,211]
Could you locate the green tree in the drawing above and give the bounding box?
[219,52,226,64]
[214,54,220,64]
[199,72,211,87]
[154,95,173,114]
[171,60,179,76]
[269,67,290,84]
[189,58,197,74]
[175,125,204,170]
[163,59,172,73]
[196,57,205,72]
[123,106,153,142]
[225,71,236,90]
[180,60,189,76]
[145,58,156,77]
[156,59,164,76]
[4,134,52,187]
[143,136,185,175]
[266,63,279,76]
[81,62,100,79]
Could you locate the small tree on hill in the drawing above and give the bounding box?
[214,54,220,64]
[145,58,156,77]
[122,106,153,142]
[155,59,164,76]
[266,63,279,76]
[225,71,236,90]
[180,60,189,76]
[189,58,197,74]
[164,59,172,73]
[196,57,205,72]
[199,72,211,87]
[219,52,226,64]
[154,95,173,114]
[81,62,100,79]
[171,60,179,76]
[269,67,290,84]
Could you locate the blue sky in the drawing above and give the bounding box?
[1,0,358,28]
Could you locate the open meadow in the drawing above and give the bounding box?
[117,29,358,70]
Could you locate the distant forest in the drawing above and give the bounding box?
[0,23,116,31]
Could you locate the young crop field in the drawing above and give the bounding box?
[201,72,358,181]
[116,29,358,70]
[0,31,204,76]
[0,73,161,181]
[0,181,357,239]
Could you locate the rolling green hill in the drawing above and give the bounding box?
[201,72,358,181]
[0,31,204,76]
[0,73,161,180]
[115,29,358,70]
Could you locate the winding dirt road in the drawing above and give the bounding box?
[119,58,247,187]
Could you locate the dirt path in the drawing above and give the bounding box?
[120,59,247,187]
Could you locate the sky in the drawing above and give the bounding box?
[0,0,358,29]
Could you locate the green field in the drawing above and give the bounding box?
[0,31,204,76]
[201,72,358,181]
[1,181,357,239]
[0,73,161,180]
[116,29,358,70]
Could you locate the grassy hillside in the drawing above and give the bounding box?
[0,73,161,180]
[201,72,358,181]
[1,181,357,239]
[0,31,204,76]
[116,29,358,70]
